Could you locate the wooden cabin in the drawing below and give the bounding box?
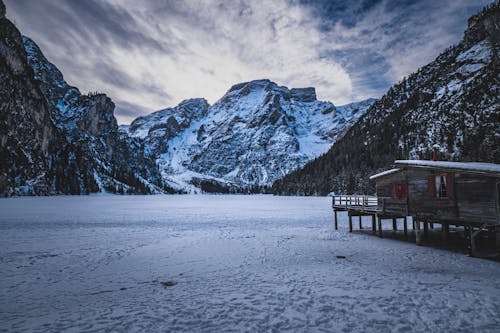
[332,160,500,255]
[370,160,500,226]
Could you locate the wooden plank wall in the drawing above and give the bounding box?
[375,167,500,225]
[455,174,498,225]
[406,168,457,221]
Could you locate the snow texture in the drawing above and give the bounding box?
[369,168,401,180]
[1,195,499,332]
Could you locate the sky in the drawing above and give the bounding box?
[4,0,491,124]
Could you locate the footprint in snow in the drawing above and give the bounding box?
[161,281,177,287]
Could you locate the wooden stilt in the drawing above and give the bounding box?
[371,214,376,235]
[430,223,434,229]
[377,216,383,238]
[403,217,408,239]
[487,226,496,248]
[412,220,415,230]
[348,214,353,233]
[415,220,422,245]
[465,225,475,256]
[423,222,429,241]
[442,223,449,244]
[359,216,363,229]
[392,218,397,233]
[334,210,338,230]
[496,226,500,249]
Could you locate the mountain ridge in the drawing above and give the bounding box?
[272,1,499,196]
[123,78,374,193]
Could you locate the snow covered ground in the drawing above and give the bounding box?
[0,195,499,332]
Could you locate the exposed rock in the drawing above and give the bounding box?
[126,79,374,192]
[1,12,167,196]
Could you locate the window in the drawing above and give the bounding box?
[435,175,447,198]
[394,183,407,198]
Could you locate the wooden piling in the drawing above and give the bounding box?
[465,225,476,256]
[403,217,408,239]
[392,218,397,233]
[496,226,500,249]
[442,223,449,244]
[415,220,422,245]
[423,222,429,241]
[334,210,338,230]
[359,216,363,229]
[371,214,376,235]
[348,214,353,233]
[377,216,383,238]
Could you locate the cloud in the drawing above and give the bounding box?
[4,0,491,124]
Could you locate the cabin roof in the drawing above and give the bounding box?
[369,168,401,180]
[394,160,500,175]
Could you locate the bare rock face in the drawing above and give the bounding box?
[465,3,500,47]
[125,78,374,193]
[0,3,56,194]
[0,5,167,196]
[0,1,5,19]
[290,88,316,103]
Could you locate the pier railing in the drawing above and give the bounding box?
[332,195,378,211]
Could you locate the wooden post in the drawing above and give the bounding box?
[371,214,376,235]
[392,218,397,233]
[487,226,495,246]
[430,223,434,230]
[496,226,500,249]
[334,210,338,230]
[359,216,363,229]
[378,216,383,238]
[415,220,422,245]
[412,220,415,230]
[465,225,476,256]
[403,217,408,239]
[442,223,449,244]
[348,214,353,233]
[423,222,429,241]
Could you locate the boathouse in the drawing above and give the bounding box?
[332,160,500,255]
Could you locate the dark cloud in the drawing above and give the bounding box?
[3,0,493,123]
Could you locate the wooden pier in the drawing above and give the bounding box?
[332,194,499,255]
[331,160,500,256]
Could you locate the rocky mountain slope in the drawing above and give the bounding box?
[272,2,500,196]
[0,1,166,195]
[123,80,374,193]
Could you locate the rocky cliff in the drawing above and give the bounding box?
[124,79,374,193]
[0,1,166,195]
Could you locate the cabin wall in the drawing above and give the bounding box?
[455,174,498,225]
[375,170,408,216]
[374,166,500,225]
[403,168,498,225]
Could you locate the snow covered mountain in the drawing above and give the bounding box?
[124,80,374,192]
[273,2,500,195]
[0,0,168,196]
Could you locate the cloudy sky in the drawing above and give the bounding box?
[4,0,490,124]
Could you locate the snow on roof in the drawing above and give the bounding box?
[369,168,401,180]
[394,160,500,174]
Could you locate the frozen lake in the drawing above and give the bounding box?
[1,195,499,332]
